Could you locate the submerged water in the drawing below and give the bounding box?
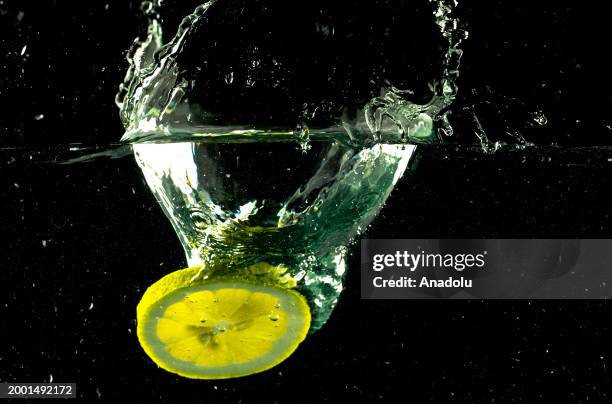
[134,139,414,329]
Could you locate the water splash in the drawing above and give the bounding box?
[364,0,468,145]
[116,0,469,148]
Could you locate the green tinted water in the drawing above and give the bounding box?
[134,139,415,329]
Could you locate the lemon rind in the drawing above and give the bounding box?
[136,266,311,379]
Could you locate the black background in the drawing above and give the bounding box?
[1,1,612,402]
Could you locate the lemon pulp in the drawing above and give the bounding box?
[136,266,311,379]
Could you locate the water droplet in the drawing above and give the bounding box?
[269,314,279,322]
[531,111,548,126]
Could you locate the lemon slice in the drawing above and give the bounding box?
[136,266,311,379]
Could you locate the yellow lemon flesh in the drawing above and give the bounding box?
[136,266,311,379]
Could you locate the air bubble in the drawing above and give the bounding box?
[531,111,548,126]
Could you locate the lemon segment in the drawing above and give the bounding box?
[137,266,311,379]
